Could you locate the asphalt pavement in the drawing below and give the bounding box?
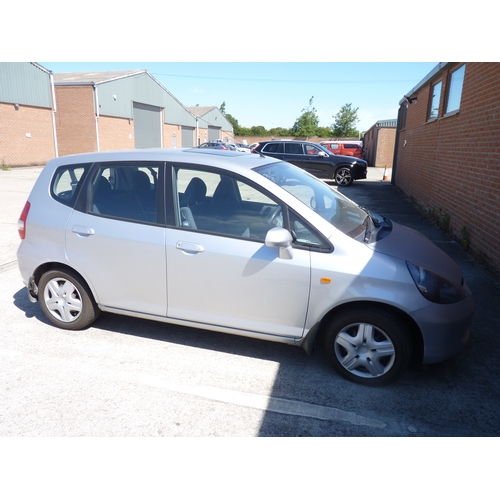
[1,165,500,440]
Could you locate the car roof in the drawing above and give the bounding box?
[260,140,321,146]
[44,148,280,172]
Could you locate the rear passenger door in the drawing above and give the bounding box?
[65,161,167,316]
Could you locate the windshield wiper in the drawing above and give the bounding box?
[360,206,380,227]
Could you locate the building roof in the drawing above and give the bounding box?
[399,62,449,105]
[53,70,146,85]
[376,119,397,128]
[187,106,218,117]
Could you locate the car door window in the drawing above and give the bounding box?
[304,144,322,155]
[284,143,304,155]
[90,162,160,224]
[51,163,91,207]
[262,143,283,154]
[174,167,283,240]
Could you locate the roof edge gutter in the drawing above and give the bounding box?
[399,62,449,105]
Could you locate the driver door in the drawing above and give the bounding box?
[165,166,311,338]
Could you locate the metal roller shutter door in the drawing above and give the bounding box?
[133,102,162,149]
[182,127,194,147]
[208,126,220,141]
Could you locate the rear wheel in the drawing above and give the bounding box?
[38,269,99,330]
[324,307,412,386]
[334,167,353,186]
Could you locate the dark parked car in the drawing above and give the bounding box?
[251,140,367,186]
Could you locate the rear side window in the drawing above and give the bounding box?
[90,162,160,224]
[284,143,303,154]
[262,143,283,154]
[344,144,358,149]
[51,163,91,207]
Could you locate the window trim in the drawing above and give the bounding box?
[427,80,443,122]
[444,63,466,116]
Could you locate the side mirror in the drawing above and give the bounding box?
[265,227,294,260]
[318,151,328,157]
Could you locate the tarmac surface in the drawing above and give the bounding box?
[1,164,500,442]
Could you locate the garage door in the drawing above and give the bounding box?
[133,102,162,149]
[182,127,194,148]
[208,126,221,142]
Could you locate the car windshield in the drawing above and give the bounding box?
[255,162,367,239]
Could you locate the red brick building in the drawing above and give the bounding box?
[53,70,233,156]
[394,62,500,273]
[363,119,397,167]
[0,64,233,166]
[0,62,57,167]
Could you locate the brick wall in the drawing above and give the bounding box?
[163,123,182,148]
[375,128,396,168]
[0,102,55,167]
[55,86,97,156]
[395,62,500,273]
[99,115,135,151]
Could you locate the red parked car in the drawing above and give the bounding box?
[320,141,363,159]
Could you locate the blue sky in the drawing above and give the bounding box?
[40,62,438,133]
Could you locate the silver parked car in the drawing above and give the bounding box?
[17,148,474,386]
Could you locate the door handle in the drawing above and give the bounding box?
[176,241,204,254]
[72,225,95,237]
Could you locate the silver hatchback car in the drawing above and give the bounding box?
[17,148,474,386]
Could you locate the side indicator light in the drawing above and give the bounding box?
[320,277,331,284]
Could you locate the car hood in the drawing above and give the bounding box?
[367,221,463,284]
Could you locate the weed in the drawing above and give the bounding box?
[460,225,471,250]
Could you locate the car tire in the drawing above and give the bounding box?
[39,268,100,330]
[324,307,412,386]
[334,167,353,186]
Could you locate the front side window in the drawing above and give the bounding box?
[90,162,160,224]
[428,81,442,120]
[173,167,284,241]
[304,144,322,155]
[446,64,466,114]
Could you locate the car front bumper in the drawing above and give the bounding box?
[352,162,367,180]
[413,291,475,364]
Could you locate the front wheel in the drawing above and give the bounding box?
[324,307,412,386]
[334,167,353,186]
[38,269,99,330]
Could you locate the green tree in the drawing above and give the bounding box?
[316,126,332,138]
[269,126,292,137]
[220,101,226,115]
[250,125,267,136]
[331,103,360,138]
[292,97,319,138]
[224,113,240,135]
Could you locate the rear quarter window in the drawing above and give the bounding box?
[51,163,91,207]
[262,143,283,154]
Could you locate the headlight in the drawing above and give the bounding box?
[406,262,466,304]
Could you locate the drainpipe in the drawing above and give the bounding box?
[392,105,402,185]
[94,84,100,152]
[196,117,199,146]
[49,71,59,157]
